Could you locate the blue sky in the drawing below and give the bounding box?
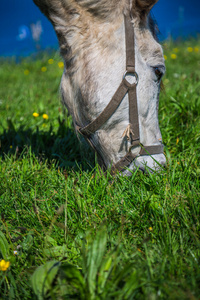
[0,0,199,56]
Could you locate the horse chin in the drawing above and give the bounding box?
[121,154,166,176]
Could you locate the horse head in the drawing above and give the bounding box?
[33,0,166,174]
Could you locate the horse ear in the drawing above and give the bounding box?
[132,0,159,21]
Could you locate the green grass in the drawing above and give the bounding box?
[0,40,200,299]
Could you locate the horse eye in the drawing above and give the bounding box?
[153,66,165,81]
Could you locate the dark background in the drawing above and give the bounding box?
[0,0,200,57]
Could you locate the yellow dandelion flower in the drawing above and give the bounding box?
[58,61,64,69]
[171,54,177,59]
[10,145,13,149]
[24,69,30,75]
[0,260,10,271]
[187,47,193,52]
[33,112,39,118]
[164,55,167,60]
[194,47,199,53]
[42,114,49,120]
[48,58,54,64]
[173,48,179,53]
[149,227,153,231]
[41,66,47,72]
[176,137,179,145]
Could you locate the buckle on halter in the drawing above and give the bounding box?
[123,71,139,87]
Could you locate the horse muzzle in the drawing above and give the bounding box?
[122,153,166,176]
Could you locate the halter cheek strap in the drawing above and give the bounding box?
[76,12,164,174]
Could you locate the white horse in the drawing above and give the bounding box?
[33,0,166,175]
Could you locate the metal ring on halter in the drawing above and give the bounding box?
[128,142,142,154]
[123,71,139,87]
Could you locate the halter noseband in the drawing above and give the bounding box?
[76,12,164,174]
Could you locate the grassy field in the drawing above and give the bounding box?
[0,39,200,299]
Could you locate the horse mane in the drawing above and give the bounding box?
[149,13,159,40]
[72,0,126,19]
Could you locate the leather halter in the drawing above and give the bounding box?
[76,12,164,174]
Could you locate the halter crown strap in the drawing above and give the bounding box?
[125,13,136,72]
[76,12,164,174]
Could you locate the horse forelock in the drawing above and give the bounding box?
[74,0,126,19]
